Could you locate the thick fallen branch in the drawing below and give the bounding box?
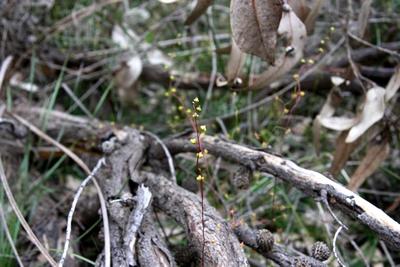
[149,136,400,250]
[233,223,326,267]
[140,171,249,267]
[3,107,400,263]
[136,211,176,267]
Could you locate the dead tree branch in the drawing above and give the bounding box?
[149,136,400,250]
[140,171,249,267]
[3,107,400,266]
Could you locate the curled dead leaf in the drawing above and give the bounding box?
[318,116,358,131]
[185,0,213,25]
[230,0,282,64]
[115,57,143,105]
[346,87,386,143]
[225,39,246,83]
[115,57,143,89]
[216,74,228,87]
[249,9,307,89]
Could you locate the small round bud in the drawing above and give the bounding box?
[311,241,331,261]
[256,229,274,252]
[291,256,311,267]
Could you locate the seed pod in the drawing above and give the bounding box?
[311,241,331,261]
[256,229,274,252]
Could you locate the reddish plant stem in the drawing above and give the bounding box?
[170,91,206,265]
[193,115,205,267]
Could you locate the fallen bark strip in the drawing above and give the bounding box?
[123,184,152,266]
[149,136,400,250]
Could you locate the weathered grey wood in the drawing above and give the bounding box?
[150,136,400,250]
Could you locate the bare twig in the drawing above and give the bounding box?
[348,32,400,58]
[332,226,346,267]
[320,190,348,230]
[123,184,152,266]
[151,135,400,249]
[59,158,105,267]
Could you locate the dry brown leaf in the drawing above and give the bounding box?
[357,0,372,38]
[185,0,213,25]
[347,138,390,191]
[288,0,310,23]
[346,87,386,143]
[225,39,246,83]
[230,0,282,64]
[385,64,400,101]
[304,0,323,34]
[329,131,361,177]
[249,9,307,89]
[312,118,322,155]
